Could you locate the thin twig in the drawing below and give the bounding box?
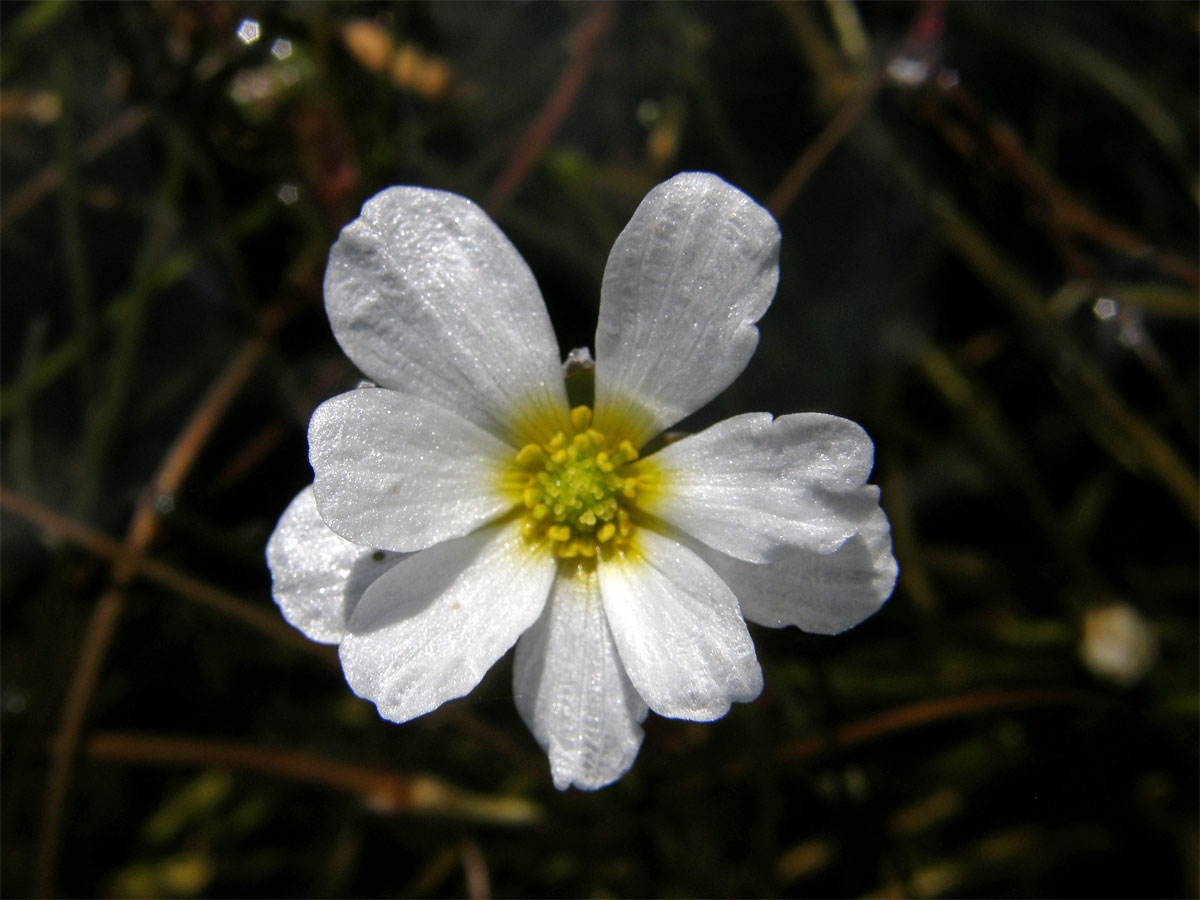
[766,69,885,218]
[766,0,948,217]
[32,590,125,897]
[927,81,1200,288]
[73,133,189,518]
[120,334,272,570]
[459,836,493,900]
[780,687,1105,762]
[32,322,279,894]
[1,480,328,664]
[990,120,1200,287]
[72,732,542,826]
[1,105,151,231]
[490,1,616,209]
[706,688,1107,785]
[932,195,1200,522]
[774,0,855,103]
[212,420,288,492]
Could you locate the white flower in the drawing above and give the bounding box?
[266,172,897,790]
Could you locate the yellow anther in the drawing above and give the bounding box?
[516,444,545,465]
[512,404,645,560]
[570,406,593,430]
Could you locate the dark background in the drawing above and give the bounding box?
[2,2,1196,897]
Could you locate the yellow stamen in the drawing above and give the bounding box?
[570,406,593,430]
[510,404,645,561]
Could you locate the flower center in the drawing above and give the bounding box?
[512,405,641,560]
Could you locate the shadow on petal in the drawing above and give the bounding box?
[345,530,492,635]
[343,548,408,628]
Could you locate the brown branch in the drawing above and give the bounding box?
[74,732,541,826]
[0,488,334,665]
[1,106,151,231]
[32,327,276,895]
[766,0,948,218]
[766,69,886,219]
[33,590,125,896]
[490,1,616,209]
[928,81,1200,288]
[459,836,493,900]
[986,120,1200,288]
[212,420,288,492]
[120,335,272,576]
[773,687,1106,765]
[682,687,1108,792]
[931,195,1200,523]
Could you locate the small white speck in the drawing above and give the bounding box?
[271,38,293,60]
[278,183,300,205]
[887,56,929,87]
[236,19,261,45]
[1092,297,1118,320]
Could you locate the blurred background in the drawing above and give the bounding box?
[1,1,1197,897]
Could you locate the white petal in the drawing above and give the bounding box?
[695,508,898,635]
[339,518,555,723]
[266,486,407,644]
[324,186,571,445]
[638,412,880,563]
[309,388,516,552]
[599,528,763,721]
[513,567,648,791]
[593,172,781,444]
